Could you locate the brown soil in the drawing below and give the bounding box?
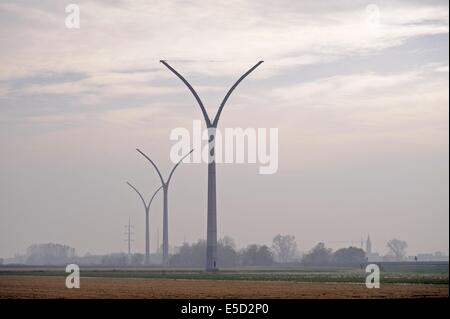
[0,276,447,299]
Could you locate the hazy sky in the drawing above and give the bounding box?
[0,0,448,258]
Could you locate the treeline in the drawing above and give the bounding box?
[25,243,75,265]
[170,238,274,267]
[169,237,367,267]
[6,235,415,266]
[302,243,366,266]
[10,243,149,266]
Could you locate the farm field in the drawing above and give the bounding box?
[0,275,448,299]
[0,263,448,298]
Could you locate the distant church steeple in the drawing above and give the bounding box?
[366,234,372,255]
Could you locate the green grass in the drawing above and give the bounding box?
[0,264,448,285]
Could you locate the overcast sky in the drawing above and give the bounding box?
[0,0,448,258]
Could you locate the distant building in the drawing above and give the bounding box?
[365,234,382,262]
[416,252,449,262]
[366,234,372,255]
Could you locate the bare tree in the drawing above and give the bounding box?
[302,243,333,266]
[160,60,263,271]
[387,239,408,261]
[136,148,193,265]
[126,182,162,265]
[240,244,274,266]
[26,243,75,265]
[333,247,366,265]
[219,236,236,250]
[272,234,298,263]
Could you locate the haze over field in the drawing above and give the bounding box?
[0,0,448,258]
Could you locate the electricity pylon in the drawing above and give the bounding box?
[124,218,134,258]
[126,182,162,265]
[136,148,194,265]
[160,60,263,271]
